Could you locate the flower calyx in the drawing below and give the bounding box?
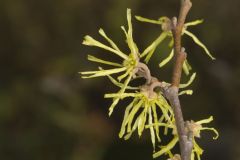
[185,120,202,138]
[167,154,181,160]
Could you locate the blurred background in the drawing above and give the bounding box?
[0,0,240,160]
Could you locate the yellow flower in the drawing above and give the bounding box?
[105,82,174,152]
[189,116,219,160]
[153,116,219,160]
[80,9,139,82]
[81,9,142,116]
[135,15,215,75]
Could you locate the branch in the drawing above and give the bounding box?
[171,0,192,87]
[133,3,193,159]
[166,0,193,160]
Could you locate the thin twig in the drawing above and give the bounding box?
[136,62,152,84]
[166,0,193,160]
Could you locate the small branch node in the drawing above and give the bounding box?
[181,47,185,53]
[168,154,181,160]
[161,17,172,31]
[172,17,178,29]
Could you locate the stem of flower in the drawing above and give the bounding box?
[135,62,152,84]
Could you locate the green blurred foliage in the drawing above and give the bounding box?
[0,0,240,160]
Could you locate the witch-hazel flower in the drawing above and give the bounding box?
[136,16,215,59]
[135,15,215,75]
[188,116,219,160]
[80,9,139,82]
[80,9,143,116]
[105,78,174,152]
[152,116,219,160]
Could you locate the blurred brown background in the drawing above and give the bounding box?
[0,0,240,160]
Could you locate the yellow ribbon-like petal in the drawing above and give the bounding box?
[135,16,163,25]
[87,55,122,67]
[184,30,215,60]
[80,67,127,78]
[83,35,128,59]
[185,19,204,27]
[153,136,179,158]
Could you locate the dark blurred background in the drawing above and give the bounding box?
[0,0,240,160]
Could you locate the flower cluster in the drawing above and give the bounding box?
[80,8,218,160]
